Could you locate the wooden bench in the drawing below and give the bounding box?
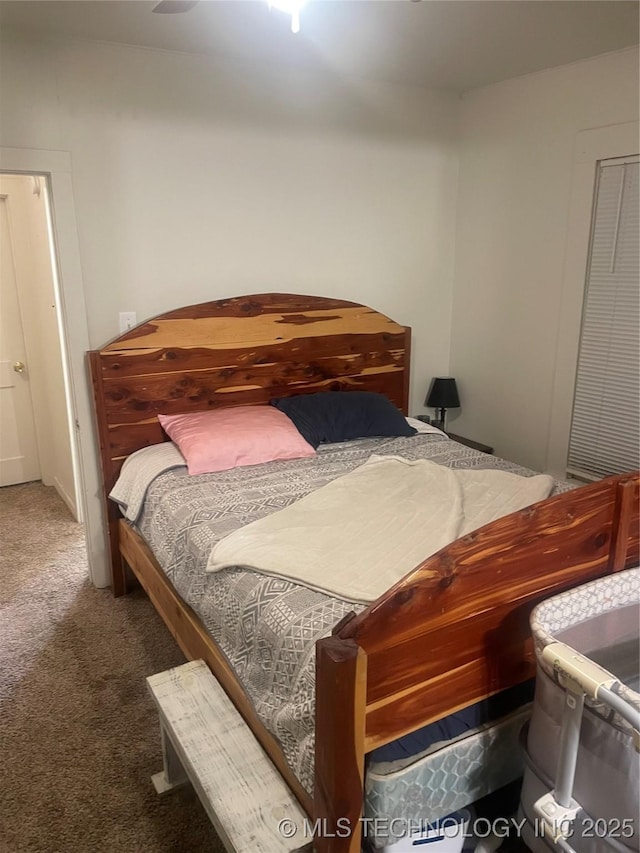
[146,660,312,853]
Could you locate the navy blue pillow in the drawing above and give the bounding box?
[270,391,416,449]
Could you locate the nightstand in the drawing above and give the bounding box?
[446,433,493,455]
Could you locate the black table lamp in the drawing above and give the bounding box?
[426,377,460,431]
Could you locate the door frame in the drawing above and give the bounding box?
[0,147,108,588]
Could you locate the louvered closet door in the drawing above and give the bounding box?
[567,156,639,481]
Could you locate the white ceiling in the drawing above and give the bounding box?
[0,0,638,91]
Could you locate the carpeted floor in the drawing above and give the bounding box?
[0,481,225,853]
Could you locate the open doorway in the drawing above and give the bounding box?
[0,172,81,518]
[0,147,106,590]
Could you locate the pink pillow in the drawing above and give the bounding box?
[157,406,316,475]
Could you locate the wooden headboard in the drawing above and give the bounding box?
[88,293,411,590]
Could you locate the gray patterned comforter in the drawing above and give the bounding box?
[135,432,571,794]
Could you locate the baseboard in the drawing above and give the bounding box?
[53,476,79,521]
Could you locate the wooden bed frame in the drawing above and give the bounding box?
[89,293,639,853]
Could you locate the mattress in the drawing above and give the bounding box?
[129,430,573,796]
[365,704,533,847]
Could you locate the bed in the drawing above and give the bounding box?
[88,293,640,853]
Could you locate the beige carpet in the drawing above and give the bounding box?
[0,482,225,853]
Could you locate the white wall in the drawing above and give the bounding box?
[0,32,460,414]
[451,47,639,472]
[0,30,459,587]
[4,28,635,588]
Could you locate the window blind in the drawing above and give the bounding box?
[567,156,639,481]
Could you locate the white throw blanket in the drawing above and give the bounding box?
[109,442,187,522]
[207,455,554,603]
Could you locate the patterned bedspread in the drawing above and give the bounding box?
[135,432,572,794]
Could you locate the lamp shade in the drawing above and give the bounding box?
[426,377,460,409]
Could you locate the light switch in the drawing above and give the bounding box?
[119,312,137,333]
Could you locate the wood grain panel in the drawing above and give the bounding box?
[97,365,406,481]
[610,477,640,571]
[100,374,405,427]
[100,358,406,418]
[104,304,405,351]
[158,294,357,317]
[98,333,407,378]
[314,636,366,853]
[88,294,411,591]
[364,598,535,705]
[110,295,360,343]
[363,651,534,752]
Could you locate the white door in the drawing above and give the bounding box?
[0,194,41,485]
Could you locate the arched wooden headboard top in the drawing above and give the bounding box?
[88,293,412,491]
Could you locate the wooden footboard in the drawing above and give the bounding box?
[313,471,639,853]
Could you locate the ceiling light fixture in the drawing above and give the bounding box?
[268,0,307,34]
